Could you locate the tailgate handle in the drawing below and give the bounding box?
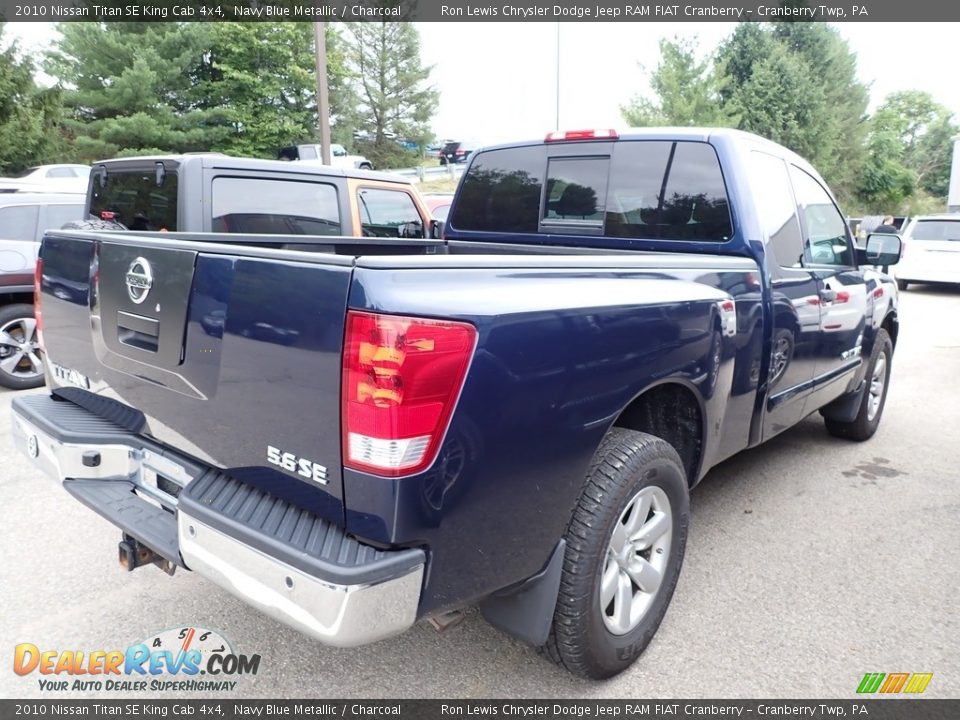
[118,311,159,353]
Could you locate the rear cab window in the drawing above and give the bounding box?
[91,169,178,231]
[450,139,733,244]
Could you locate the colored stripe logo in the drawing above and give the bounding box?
[857,672,933,694]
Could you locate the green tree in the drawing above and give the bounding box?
[338,22,438,169]
[0,23,64,173]
[725,43,827,162]
[621,37,738,128]
[868,91,958,198]
[197,23,335,158]
[770,22,869,201]
[194,24,354,157]
[711,23,870,203]
[857,126,916,212]
[46,22,228,161]
[47,22,353,161]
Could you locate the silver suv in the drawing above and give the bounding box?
[0,193,85,389]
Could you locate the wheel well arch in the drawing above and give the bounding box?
[0,293,33,307]
[611,380,705,486]
[881,311,898,349]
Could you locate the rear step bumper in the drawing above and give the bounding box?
[11,393,425,648]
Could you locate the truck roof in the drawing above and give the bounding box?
[92,154,410,185]
[475,126,824,192]
[481,126,790,149]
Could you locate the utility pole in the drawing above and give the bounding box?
[314,22,332,165]
[555,23,561,130]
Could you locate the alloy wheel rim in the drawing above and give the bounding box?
[600,485,672,635]
[867,352,887,422]
[772,336,791,382]
[0,317,43,380]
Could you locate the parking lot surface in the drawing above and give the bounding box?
[2,287,958,699]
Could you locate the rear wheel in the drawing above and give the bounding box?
[543,428,689,679]
[824,328,892,441]
[0,304,45,390]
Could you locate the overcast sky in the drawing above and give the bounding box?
[5,21,959,145]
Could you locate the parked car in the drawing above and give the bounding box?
[422,193,454,221]
[439,140,479,165]
[892,213,960,290]
[0,193,85,389]
[67,154,432,238]
[278,144,373,171]
[0,165,90,195]
[13,128,901,680]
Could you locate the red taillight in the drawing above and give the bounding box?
[545,129,619,142]
[342,311,476,477]
[835,290,850,304]
[100,211,116,220]
[33,258,43,349]
[455,149,465,156]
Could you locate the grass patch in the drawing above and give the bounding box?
[418,177,459,193]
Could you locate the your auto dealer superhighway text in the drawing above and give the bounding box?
[441,5,863,18]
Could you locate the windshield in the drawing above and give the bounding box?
[910,220,960,241]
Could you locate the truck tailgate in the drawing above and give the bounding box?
[39,232,352,521]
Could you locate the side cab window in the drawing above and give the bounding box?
[357,187,425,238]
[748,151,804,270]
[788,166,853,267]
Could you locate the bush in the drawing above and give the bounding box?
[354,139,419,171]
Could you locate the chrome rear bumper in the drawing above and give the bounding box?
[11,394,424,648]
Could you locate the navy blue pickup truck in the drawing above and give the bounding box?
[12,128,903,679]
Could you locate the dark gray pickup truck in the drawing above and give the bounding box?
[12,128,903,678]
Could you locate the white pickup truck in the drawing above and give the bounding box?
[278,143,374,171]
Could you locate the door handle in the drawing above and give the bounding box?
[819,288,837,303]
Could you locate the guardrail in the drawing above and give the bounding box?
[386,164,466,182]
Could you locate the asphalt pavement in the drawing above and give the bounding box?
[1,286,958,699]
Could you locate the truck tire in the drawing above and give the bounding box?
[543,428,689,679]
[824,328,893,441]
[60,218,126,231]
[0,303,45,390]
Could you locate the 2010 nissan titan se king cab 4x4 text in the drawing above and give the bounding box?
[12,129,904,679]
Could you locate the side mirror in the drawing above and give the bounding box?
[333,148,347,157]
[430,219,445,240]
[863,232,902,267]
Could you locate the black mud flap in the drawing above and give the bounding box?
[479,540,566,647]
